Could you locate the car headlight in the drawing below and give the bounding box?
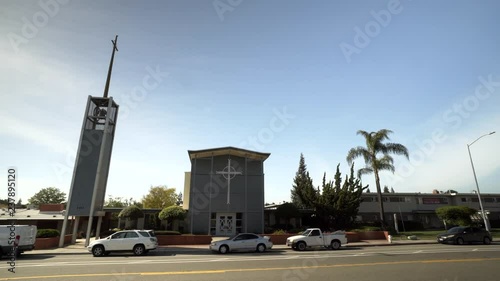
[210,242,216,246]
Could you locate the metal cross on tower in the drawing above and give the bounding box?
[216,159,242,204]
[103,35,118,98]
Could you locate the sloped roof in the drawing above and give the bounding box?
[188,146,270,161]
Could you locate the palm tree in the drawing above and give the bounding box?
[346,129,409,228]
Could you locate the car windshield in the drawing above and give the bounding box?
[301,230,311,236]
[447,227,465,234]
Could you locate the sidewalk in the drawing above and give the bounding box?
[26,238,438,256]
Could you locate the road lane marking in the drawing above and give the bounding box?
[472,249,478,251]
[414,250,422,253]
[2,257,500,280]
[3,248,500,270]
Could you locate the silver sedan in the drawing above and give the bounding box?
[210,233,273,254]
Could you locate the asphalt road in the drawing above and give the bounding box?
[1,244,500,281]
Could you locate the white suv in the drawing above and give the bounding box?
[88,230,158,257]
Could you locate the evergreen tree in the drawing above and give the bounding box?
[390,187,395,193]
[383,186,390,193]
[290,154,316,208]
[291,163,367,230]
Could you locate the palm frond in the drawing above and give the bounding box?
[346,147,371,165]
[378,155,394,165]
[384,143,409,159]
[357,167,374,178]
[377,163,395,173]
[374,129,393,142]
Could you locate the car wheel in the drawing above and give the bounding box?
[219,245,229,254]
[483,237,491,245]
[456,237,464,245]
[133,244,145,256]
[92,245,105,257]
[256,243,266,253]
[331,240,341,250]
[296,241,307,251]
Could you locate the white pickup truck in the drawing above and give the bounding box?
[286,228,348,251]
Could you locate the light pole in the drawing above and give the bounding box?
[467,131,495,232]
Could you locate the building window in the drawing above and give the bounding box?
[236,213,243,233]
[496,198,500,203]
[484,198,495,203]
[471,198,479,203]
[461,198,467,202]
[389,197,403,203]
[422,198,448,204]
[404,197,412,203]
[210,213,216,234]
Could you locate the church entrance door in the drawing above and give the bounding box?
[216,213,236,236]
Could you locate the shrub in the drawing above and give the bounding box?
[37,229,60,238]
[118,206,144,219]
[158,206,187,221]
[289,228,303,234]
[272,229,287,235]
[155,230,181,235]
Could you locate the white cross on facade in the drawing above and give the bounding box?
[216,159,242,204]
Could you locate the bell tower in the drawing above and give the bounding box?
[59,36,120,247]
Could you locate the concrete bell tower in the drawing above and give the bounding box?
[59,36,120,247]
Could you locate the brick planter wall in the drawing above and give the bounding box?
[357,231,389,240]
[35,234,72,250]
[155,231,389,246]
[263,234,297,245]
[346,232,360,242]
[157,235,213,245]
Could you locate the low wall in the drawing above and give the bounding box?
[157,235,212,245]
[263,234,296,245]
[35,234,72,250]
[346,232,360,242]
[357,231,389,240]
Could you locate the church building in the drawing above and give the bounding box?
[183,147,270,236]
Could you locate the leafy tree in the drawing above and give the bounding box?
[118,205,144,220]
[436,206,476,227]
[275,202,301,230]
[383,186,390,193]
[105,196,142,208]
[291,154,316,208]
[158,205,187,221]
[28,187,66,206]
[141,186,177,209]
[347,129,409,228]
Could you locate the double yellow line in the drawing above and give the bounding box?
[2,257,500,280]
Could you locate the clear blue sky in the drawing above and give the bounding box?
[1,0,499,205]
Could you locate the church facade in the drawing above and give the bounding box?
[183,147,270,236]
